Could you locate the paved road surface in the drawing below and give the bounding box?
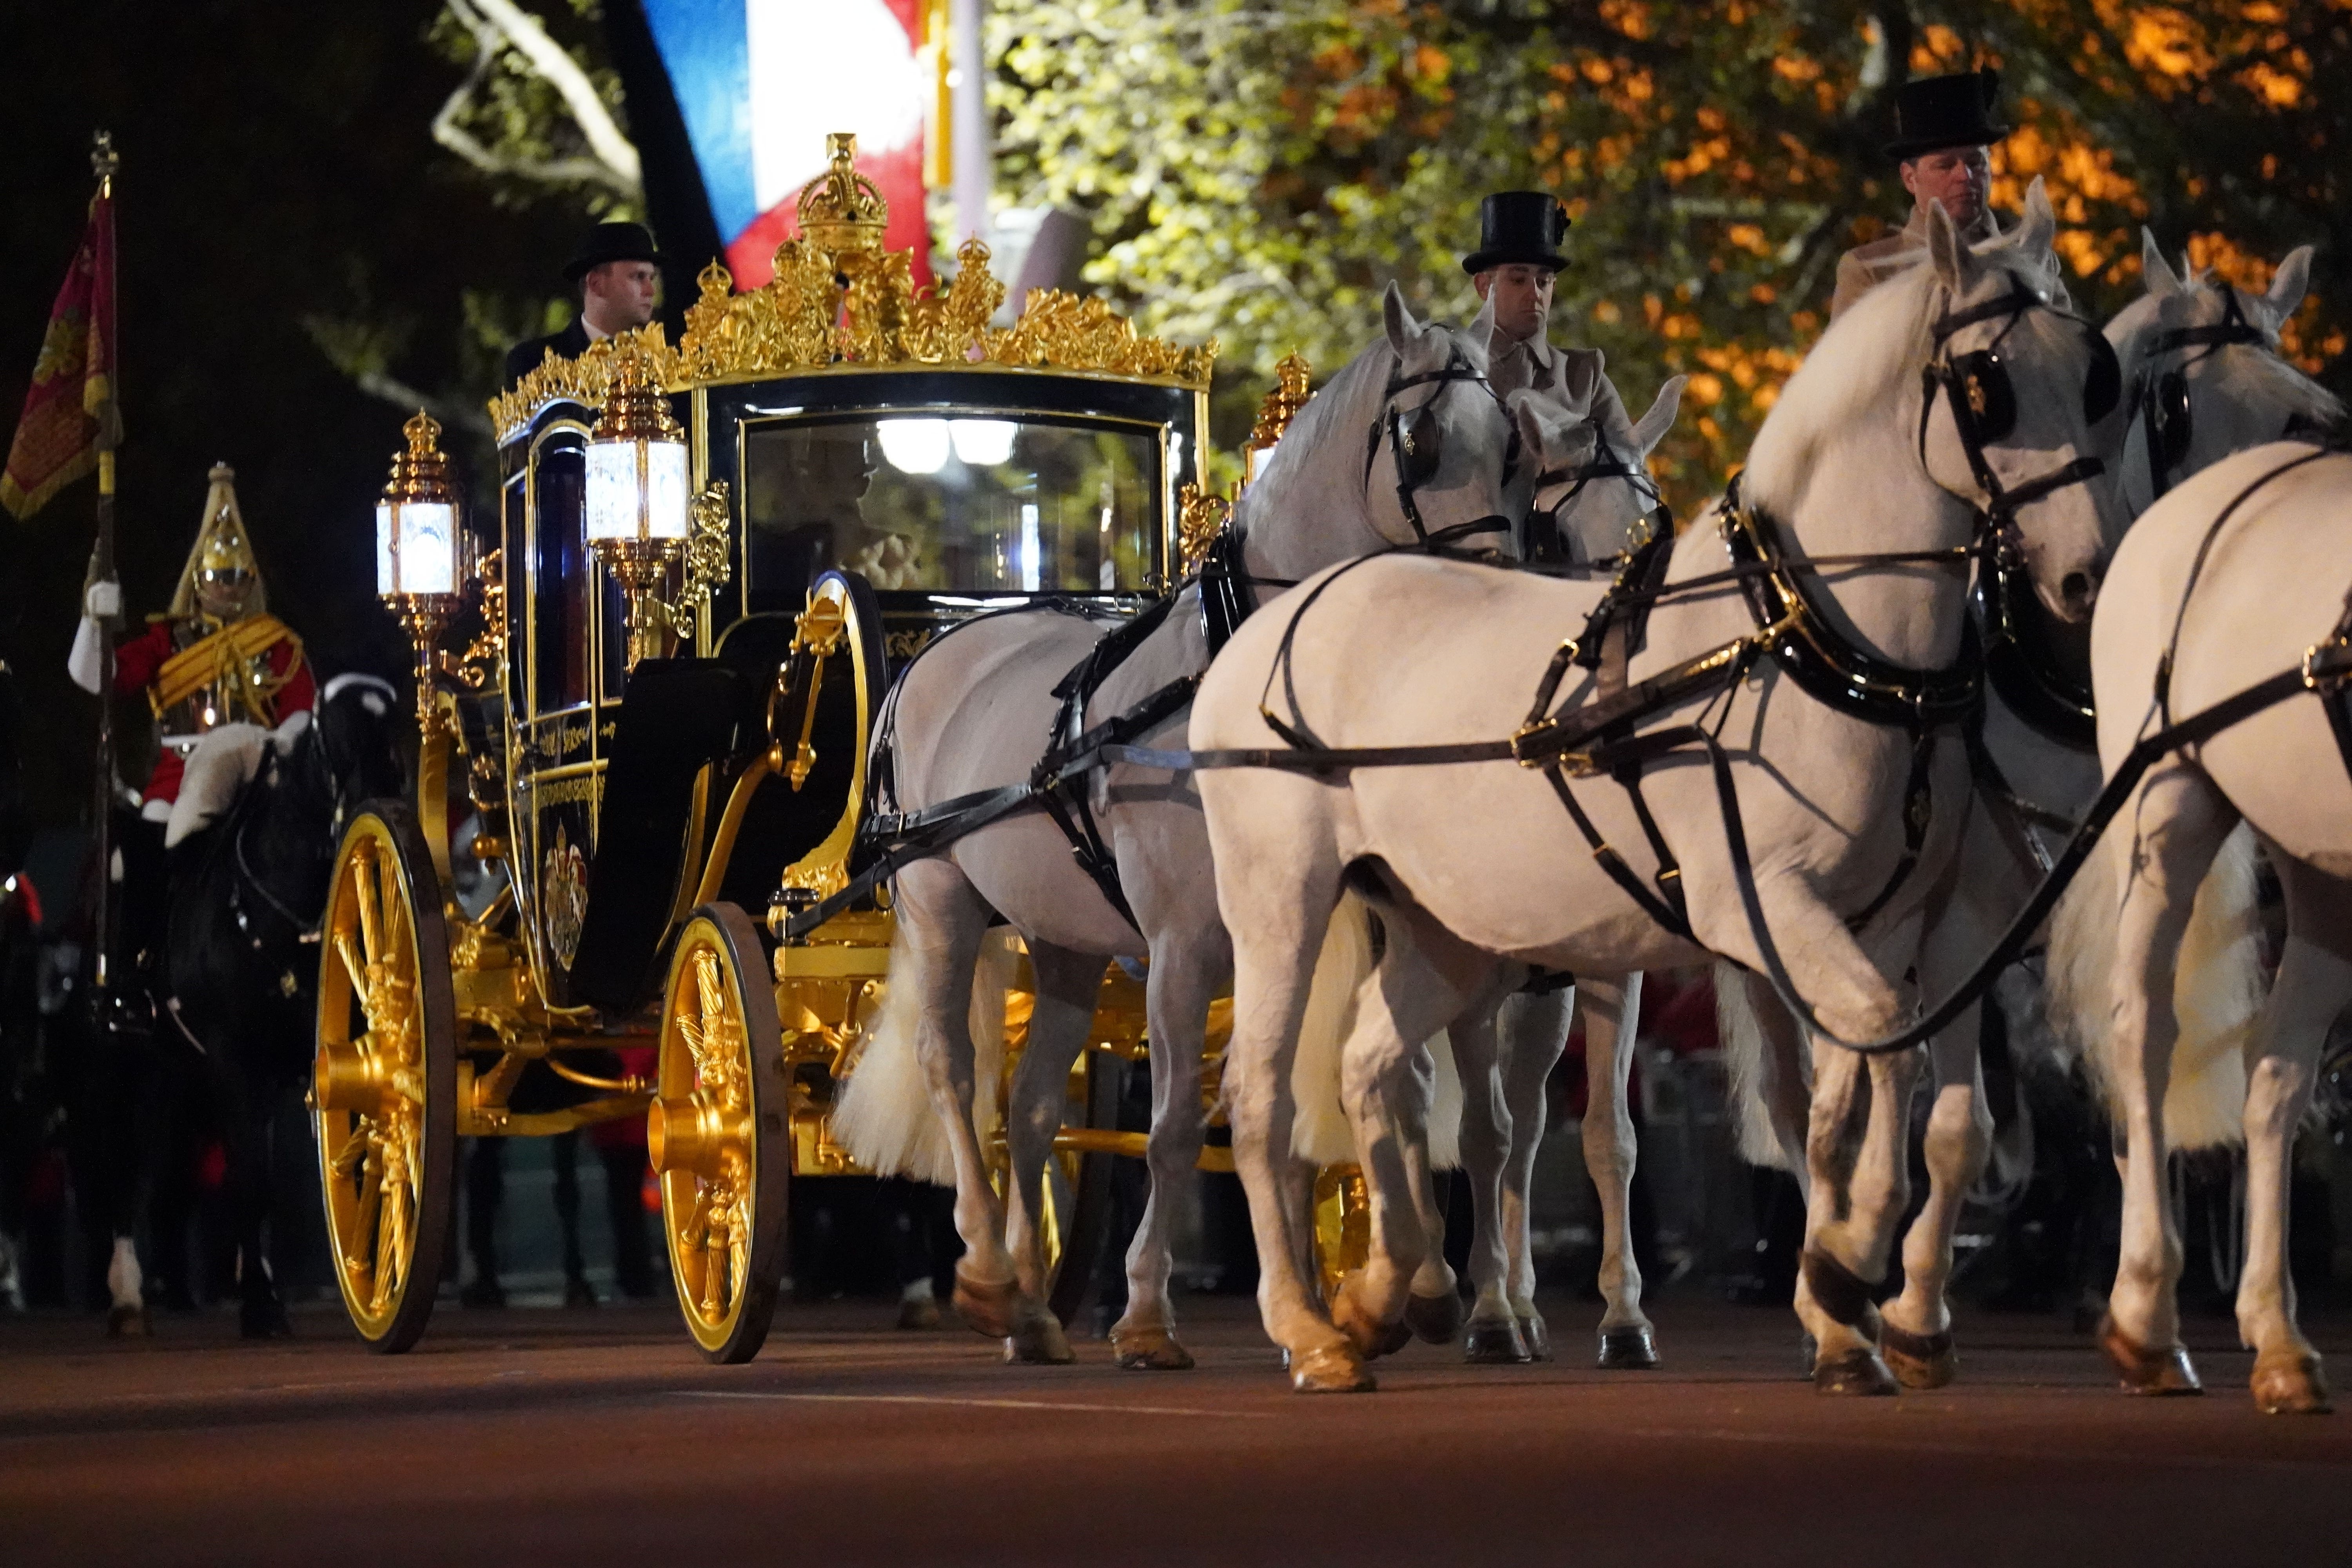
[5,1294,2347,1565]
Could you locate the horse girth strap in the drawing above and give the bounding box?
[151,614,299,715]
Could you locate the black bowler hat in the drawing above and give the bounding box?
[1884,69,2009,160]
[1462,191,1571,276]
[563,220,666,283]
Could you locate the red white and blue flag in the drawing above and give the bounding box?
[639,0,932,290]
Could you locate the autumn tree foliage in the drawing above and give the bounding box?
[990,0,2347,505]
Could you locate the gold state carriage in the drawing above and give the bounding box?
[312,135,1346,1359]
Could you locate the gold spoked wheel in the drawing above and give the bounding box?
[651,903,788,1363]
[313,805,456,1354]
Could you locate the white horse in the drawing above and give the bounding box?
[834,287,1618,1366]
[1193,186,2122,1392]
[1712,232,2325,1388]
[2046,262,2346,1414]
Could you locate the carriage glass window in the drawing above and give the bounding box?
[742,414,1161,604]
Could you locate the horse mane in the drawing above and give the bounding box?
[1231,332,1399,535]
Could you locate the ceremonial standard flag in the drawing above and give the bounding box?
[2,190,116,521]
[638,0,932,290]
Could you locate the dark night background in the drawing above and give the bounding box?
[0,2,602,848]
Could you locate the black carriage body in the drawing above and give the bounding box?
[492,367,1205,1013]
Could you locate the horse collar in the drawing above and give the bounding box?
[1723,479,1982,730]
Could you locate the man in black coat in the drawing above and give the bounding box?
[501,220,666,390]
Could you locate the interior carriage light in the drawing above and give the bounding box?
[949,419,1017,468]
[375,411,461,598]
[878,417,952,475]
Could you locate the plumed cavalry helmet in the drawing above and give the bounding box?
[1463,191,1572,276]
[164,463,267,620]
[1884,68,2009,161]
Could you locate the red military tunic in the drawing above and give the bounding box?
[113,620,314,806]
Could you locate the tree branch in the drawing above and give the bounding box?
[434,0,642,198]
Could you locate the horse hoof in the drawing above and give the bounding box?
[2097,1316,2202,1396]
[1290,1343,1376,1394]
[1404,1289,1466,1346]
[1331,1283,1411,1360]
[1462,1319,1532,1365]
[951,1268,1023,1339]
[1003,1309,1075,1365]
[1111,1325,1196,1371]
[1516,1315,1552,1361]
[2252,1353,2331,1416]
[105,1304,150,1339]
[1880,1324,1956,1390]
[1813,1346,1899,1396]
[1597,1325,1660,1370]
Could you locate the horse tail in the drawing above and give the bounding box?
[2049,817,2261,1149]
[831,926,1019,1186]
[1284,892,1461,1169]
[1715,960,1797,1171]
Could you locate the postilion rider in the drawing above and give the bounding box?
[503,220,664,391]
[1463,190,1648,565]
[68,465,314,977]
[1831,68,2059,321]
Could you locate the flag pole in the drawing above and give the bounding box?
[88,130,119,991]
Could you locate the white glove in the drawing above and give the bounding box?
[85,579,121,619]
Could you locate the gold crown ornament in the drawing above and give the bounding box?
[796,133,889,257]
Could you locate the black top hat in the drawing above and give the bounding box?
[1463,191,1571,276]
[563,221,666,283]
[1884,69,2008,160]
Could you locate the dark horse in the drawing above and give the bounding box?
[167,672,406,1336]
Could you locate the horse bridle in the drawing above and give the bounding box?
[1364,338,1520,550]
[2129,287,2271,502]
[1919,284,2117,566]
[1527,432,1674,567]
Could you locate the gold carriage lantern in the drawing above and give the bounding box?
[585,355,691,668]
[376,410,465,724]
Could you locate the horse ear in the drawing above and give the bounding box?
[1924,200,1973,293]
[1382,280,1419,354]
[2014,177,2058,269]
[1629,375,1686,457]
[2265,245,2314,326]
[2141,228,2185,296]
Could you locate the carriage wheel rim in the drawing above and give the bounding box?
[657,916,757,1352]
[315,817,428,1341]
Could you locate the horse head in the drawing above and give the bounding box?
[1915,178,2123,623]
[1512,374,1686,566]
[2108,233,2341,516]
[309,673,408,833]
[1358,282,1526,554]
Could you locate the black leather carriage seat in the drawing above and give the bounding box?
[566,659,746,1014]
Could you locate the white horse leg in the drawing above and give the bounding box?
[105,1234,148,1338]
[1579,971,1657,1369]
[999,940,1100,1365]
[895,863,1019,1338]
[1495,986,1571,1360]
[2102,768,2233,1395]
[1111,935,1217,1371]
[1329,915,1490,1359]
[2238,853,2352,1414]
[1214,829,1364,1391]
[1457,995,1531,1363]
[1878,1007,1989,1390]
